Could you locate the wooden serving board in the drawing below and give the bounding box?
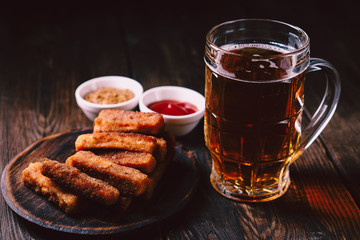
[1,129,199,235]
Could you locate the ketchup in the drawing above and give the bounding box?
[148,100,198,116]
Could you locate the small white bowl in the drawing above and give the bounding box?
[75,76,143,121]
[139,86,205,137]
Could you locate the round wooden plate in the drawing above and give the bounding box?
[1,129,199,235]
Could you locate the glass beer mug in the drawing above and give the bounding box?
[204,19,341,202]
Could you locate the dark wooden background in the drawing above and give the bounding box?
[1,1,359,239]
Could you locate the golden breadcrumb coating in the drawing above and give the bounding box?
[75,132,158,153]
[41,159,120,206]
[22,162,85,214]
[94,109,164,135]
[66,151,149,197]
[91,149,157,173]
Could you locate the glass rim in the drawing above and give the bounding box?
[206,18,310,58]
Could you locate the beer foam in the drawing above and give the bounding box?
[220,43,294,54]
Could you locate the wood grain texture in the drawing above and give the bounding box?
[0,1,359,239]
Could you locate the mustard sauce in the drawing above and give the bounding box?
[84,87,134,104]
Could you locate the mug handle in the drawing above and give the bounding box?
[291,58,341,162]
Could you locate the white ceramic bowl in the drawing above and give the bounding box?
[139,86,205,137]
[75,76,143,121]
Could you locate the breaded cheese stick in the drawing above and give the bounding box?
[66,151,149,197]
[154,138,167,163]
[143,132,176,199]
[92,150,157,173]
[22,162,85,214]
[41,159,119,206]
[143,138,168,199]
[75,132,158,154]
[94,109,165,135]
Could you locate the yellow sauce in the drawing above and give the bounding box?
[84,87,134,104]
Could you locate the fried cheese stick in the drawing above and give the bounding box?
[143,137,170,199]
[41,159,120,206]
[154,138,167,163]
[91,150,157,173]
[66,151,149,197]
[75,132,158,154]
[146,131,176,199]
[22,162,85,214]
[94,109,165,135]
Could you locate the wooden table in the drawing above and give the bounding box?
[1,1,359,239]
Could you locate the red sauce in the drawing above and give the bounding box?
[148,100,198,116]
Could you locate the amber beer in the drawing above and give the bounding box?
[205,19,340,202]
[205,43,305,201]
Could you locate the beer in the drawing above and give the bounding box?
[205,43,305,199]
[204,19,340,202]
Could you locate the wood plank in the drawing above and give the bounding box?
[156,141,360,239]
[0,2,359,239]
[121,4,205,94]
[120,4,360,239]
[0,9,132,240]
[288,0,360,206]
